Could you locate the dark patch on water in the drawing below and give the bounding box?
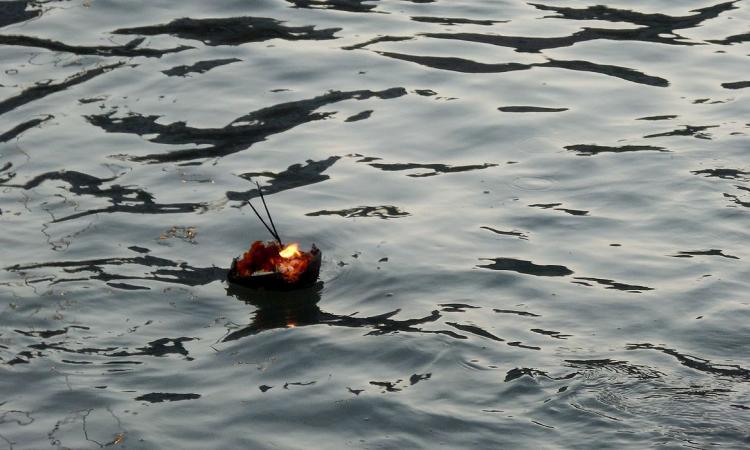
[0,62,126,116]
[16,336,197,365]
[135,393,201,403]
[447,322,504,342]
[565,144,667,156]
[0,115,53,143]
[573,277,653,292]
[530,1,737,26]
[564,358,663,379]
[530,328,571,340]
[286,0,379,13]
[556,208,588,216]
[306,205,409,219]
[378,52,669,86]
[637,115,678,121]
[505,367,544,382]
[670,249,739,259]
[284,381,316,389]
[721,81,750,89]
[367,161,497,177]
[493,309,540,317]
[644,124,717,139]
[421,0,734,54]
[224,284,466,341]
[7,254,226,287]
[480,227,529,240]
[707,31,750,45]
[724,190,750,208]
[411,16,506,26]
[691,168,749,181]
[106,282,151,290]
[0,35,192,58]
[370,380,402,392]
[342,35,413,50]
[627,344,750,380]
[15,328,68,339]
[0,1,41,29]
[504,367,575,382]
[162,58,242,77]
[507,342,541,350]
[409,373,431,385]
[528,203,589,216]
[0,163,15,184]
[526,1,737,52]
[478,258,574,277]
[344,110,373,122]
[78,96,107,104]
[439,303,480,312]
[228,157,340,203]
[498,106,568,113]
[542,59,669,87]
[113,17,341,46]
[377,51,532,74]
[2,170,204,222]
[86,88,406,164]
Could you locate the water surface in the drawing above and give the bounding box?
[1,0,749,448]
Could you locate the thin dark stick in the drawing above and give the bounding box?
[248,201,279,243]
[256,181,282,245]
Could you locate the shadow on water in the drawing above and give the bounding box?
[223,282,465,342]
[86,88,407,164]
[286,0,380,14]
[162,58,242,77]
[375,52,670,87]
[6,251,227,289]
[0,62,127,117]
[627,344,750,380]
[411,16,507,26]
[422,1,738,53]
[305,205,409,219]
[227,157,340,204]
[0,115,53,144]
[112,16,341,46]
[2,170,205,223]
[0,1,40,29]
[0,35,192,58]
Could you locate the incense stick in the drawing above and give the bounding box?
[256,181,282,246]
[248,202,279,243]
[247,181,282,245]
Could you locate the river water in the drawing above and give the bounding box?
[1,0,749,448]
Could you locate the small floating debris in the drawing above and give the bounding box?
[227,181,321,290]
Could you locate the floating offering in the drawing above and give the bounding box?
[227,182,321,290]
[228,241,321,290]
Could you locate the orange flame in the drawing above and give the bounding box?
[279,243,301,259]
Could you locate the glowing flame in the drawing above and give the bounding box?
[279,243,301,259]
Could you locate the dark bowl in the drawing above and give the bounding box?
[226,245,322,291]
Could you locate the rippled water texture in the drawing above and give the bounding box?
[1,0,749,448]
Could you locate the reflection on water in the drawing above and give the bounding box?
[1,0,749,448]
[225,282,465,341]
